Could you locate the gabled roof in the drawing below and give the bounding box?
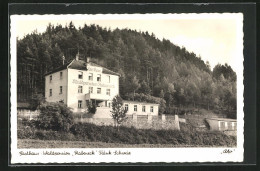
[44,60,73,76]
[45,59,120,76]
[123,100,159,106]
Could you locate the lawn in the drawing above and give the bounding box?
[18,139,232,148]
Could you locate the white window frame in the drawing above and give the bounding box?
[59,86,62,94]
[97,74,101,82]
[88,73,93,81]
[106,89,110,96]
[78,71,83,79]
[150,106,154,112]
[227,122,233,130]
[219,121,226,130]
[142,106,146,112]
[89,87,93,94]
[134,105,137,112]
[49,89,52,97]
[78,85,83,93]
[78,100,82,108]
[125,104,129,111]
[97,88,101,94]
[233,122,237,130]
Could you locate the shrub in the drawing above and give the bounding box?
[37,102,74,132]
[18,120,236,147]
[111,95,127,128]
[17,127,35,139]
[87,103,97,114]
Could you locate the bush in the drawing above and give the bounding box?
[37,102,74,131]
[87,103,97,114]
[69,122,236,146]
[18,119,236,147]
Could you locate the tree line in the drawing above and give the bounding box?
[17,22,237,115]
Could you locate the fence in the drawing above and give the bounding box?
[75,114,181,130]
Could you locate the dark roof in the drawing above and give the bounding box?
[206,118,237,122]
[123,100,159,106]
[17,102,31,109]
[44,60,73,76]
[88,62,121,76]
[45,59,120,76]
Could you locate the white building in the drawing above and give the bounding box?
[123,100,159,116]
[45,56,159,116]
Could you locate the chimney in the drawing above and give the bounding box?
[62,55,65,65]
[76,53,79,61]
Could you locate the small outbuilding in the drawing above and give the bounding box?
[206,118,237,131]
[17,102,39,120]
[123,100,159,116]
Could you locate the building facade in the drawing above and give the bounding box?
[45,57,159,116]
[45,57,119,113]
[206,118,237,131]
[123,100,159,116]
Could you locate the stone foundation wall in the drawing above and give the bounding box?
[75,114,180,130]
[17,109,40,120]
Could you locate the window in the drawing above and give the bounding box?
[233,122,237,130]
[125,104,128,111]
[59,86,63,94]
[220,121,225,130]
[142,106,146,112]
[78,100,82,108]
[60,72,63,79]
[228,122,232,130]
[78,86,83,93]
[89,87,93,94]
[78,71,83,79]
[97,88,101,94]
[134,105,137,112]
[150,106,154,112]
[88,73,93,81]
[50,75,52,82]
[49,89,52,96]
[108,102,111,108]
[108,76,110,83]
[106,89,110,96]
[97,74,101,82]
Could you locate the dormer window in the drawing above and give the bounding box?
[78,71,83,79]
[97,74,101,82]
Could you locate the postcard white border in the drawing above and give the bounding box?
[10,13,244,164]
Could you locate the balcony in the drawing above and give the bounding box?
[85,93,110,101]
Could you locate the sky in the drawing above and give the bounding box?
[12,14,243,73]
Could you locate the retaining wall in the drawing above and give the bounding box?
[75,114,180,130]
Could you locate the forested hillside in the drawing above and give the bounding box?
[17,22,237,114]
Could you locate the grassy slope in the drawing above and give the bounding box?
[18,139,233,148]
